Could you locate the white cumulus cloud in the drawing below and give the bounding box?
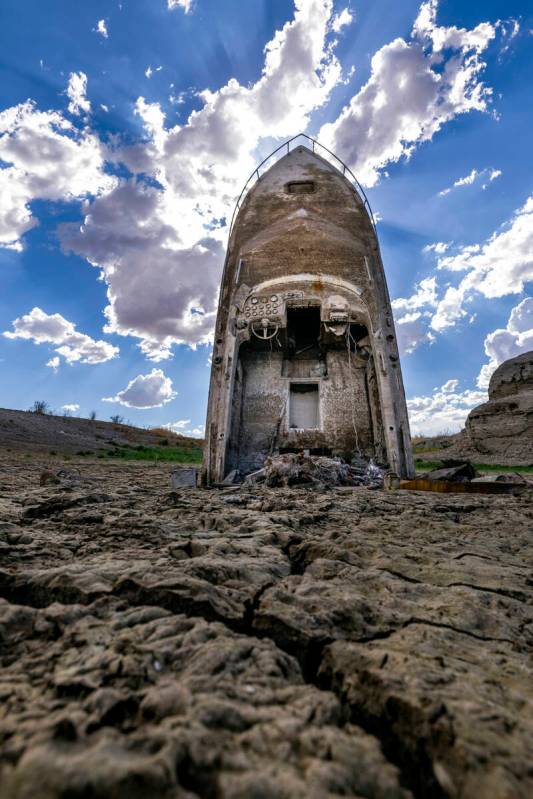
[168,0,193,13]
[66,72,91,116]
[0,0,507,370]
[431,195,533,331]
[59,0,344,354]
[395,313,436,355]
[441,378,459,393]
[59,183,226,350]
[103,368,177,408]
[184,425,205,438]
[423,241,450,254]
[331,8,353,34]
[476,297,533,388]
[62,403,80,413]
[46,356,60,372]
[160,419,204,437]
[3,307,119,364]
[408,381,487,436]
[95,19,108,38]
[319,0,496,186]
[438,166,501,196]
[392,277,438,354]
[161,419,191,431]
[392,276,438,313]
[0,101,115,250]
[144,66,162,80]
[439,168,479,196]
[485,168,502,186]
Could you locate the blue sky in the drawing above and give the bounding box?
[0,0,531,436]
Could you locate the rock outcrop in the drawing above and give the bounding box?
[463,351,533,463]
[0,454,532,798]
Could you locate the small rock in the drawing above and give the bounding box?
[222,468,243,485]
[140,681,188,721]
[383,471,400,490]
[423,462,478,482]
[71,512,104,524]
[170,468,198,488]
[56,468,82,485]
[244,467,267,484]
[495,472,528,484]
[6,530,33,544]
[222,494,248,505]
[40,470,60,486]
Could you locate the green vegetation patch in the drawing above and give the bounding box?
[412,445,448,454]
[100,445,203,463]
[414,458,533,474]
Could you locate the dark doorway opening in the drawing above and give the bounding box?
[287,306,321,356]
[279,447,332,456]
[349,323,368,342]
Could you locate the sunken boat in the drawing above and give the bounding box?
[202,136,414,484]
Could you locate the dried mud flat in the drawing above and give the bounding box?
[0,454,532,799]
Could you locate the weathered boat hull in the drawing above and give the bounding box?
[203,142,414,484]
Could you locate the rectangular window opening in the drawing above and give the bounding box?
[286,181,315,194]
[289,383,319,429]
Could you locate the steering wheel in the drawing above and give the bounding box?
[251,318,279,340]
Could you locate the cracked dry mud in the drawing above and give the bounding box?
[0,456,531,799]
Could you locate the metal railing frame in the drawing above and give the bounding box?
[228,133,376,236]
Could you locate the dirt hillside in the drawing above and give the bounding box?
[0,407,202,454]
